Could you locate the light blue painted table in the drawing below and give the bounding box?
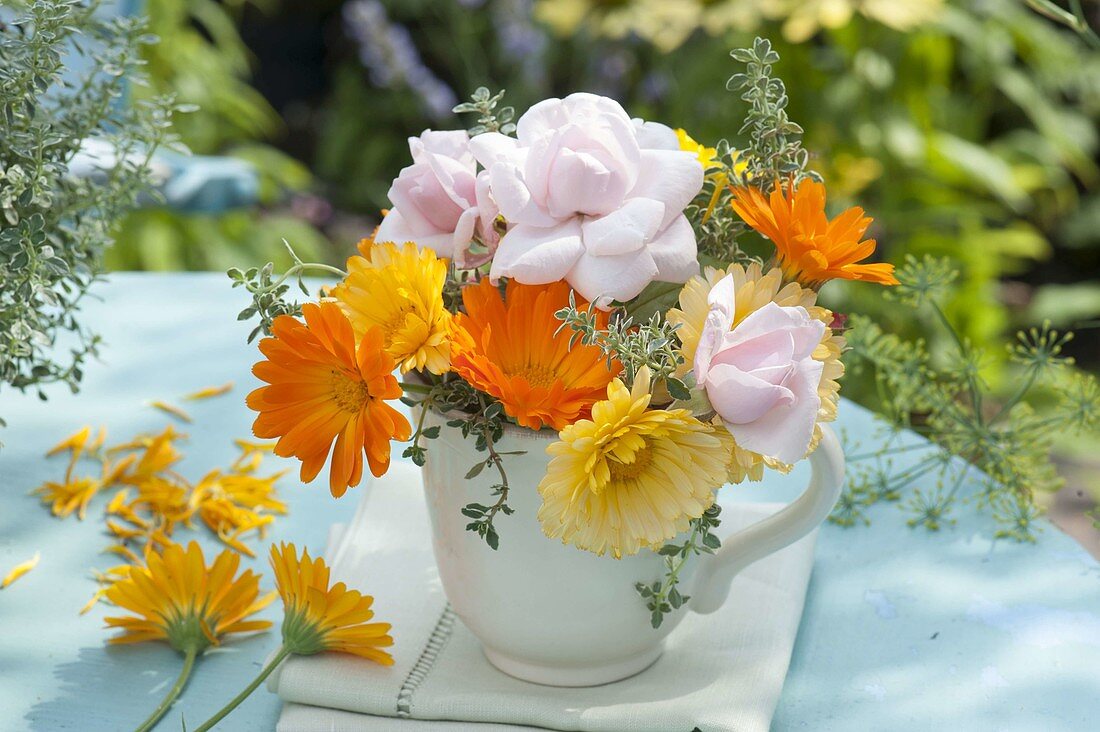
[1,274,1098,731]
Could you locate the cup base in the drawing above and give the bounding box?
[481,643,664,687]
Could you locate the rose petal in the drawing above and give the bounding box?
[375,209,455,256]
[630,149,704,229]
[489,220,585,284]
[648,215,700,284]
[706,362,796,424]
[566,247,659,306]
[722,357,824,464]
[487,162,558,227]
[632,119,680,150]
[581,198,665,257]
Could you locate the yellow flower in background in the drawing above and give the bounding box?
[676,128,720,171]
[270,543,395,663]
[104,541,274,650]
[538,367,729,558]
[667,263,846,478]
[329,240,452,375]
[780,0,943,43]
[33,476,101,519]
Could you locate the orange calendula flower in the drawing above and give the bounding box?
[730,179,898,288]
[247,301,412,497]
[449,279,621,431]
[270,543,394,664]
[104,541,274,651]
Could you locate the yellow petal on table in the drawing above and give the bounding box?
[183,382,234,400]
[2,552,40,589]
[45,426,91,457]
[148,400,192,423]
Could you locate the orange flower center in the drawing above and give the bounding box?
[510,364,558,389]
[330,370,369,413]
[607,445,653,482]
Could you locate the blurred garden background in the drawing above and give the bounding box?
[7,0,1100,544]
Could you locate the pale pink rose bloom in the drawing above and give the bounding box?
[376,130,496,267]
[694,274,826,464]
[470,93,703,306]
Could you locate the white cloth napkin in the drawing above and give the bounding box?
[270,461,819,732]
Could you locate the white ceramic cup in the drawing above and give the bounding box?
[420,410,845,686]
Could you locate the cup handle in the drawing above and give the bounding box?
[689,424,845,615]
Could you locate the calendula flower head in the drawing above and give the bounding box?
[730,179,898,288]
[329,240,452,375]
[450,278,621,431]
[537,367,730,558]
[104,541,274,653]
[270,543,394,664]
[247,301,412,497]
[668,262,844,476]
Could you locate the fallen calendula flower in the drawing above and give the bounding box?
[191,543,392,731]
[105,541,275,731]
[2,552,40,589]
[148,400,193,423]
[183,382,234,400]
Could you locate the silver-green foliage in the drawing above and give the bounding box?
[0,1,176,411]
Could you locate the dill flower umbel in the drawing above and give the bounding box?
[538,367,729,558]
[450,279,621,430]
[669,263,844,477]
[329,240,452,375]
[247,301,412,497]
[269,542,394,663]
[730,179,898,288]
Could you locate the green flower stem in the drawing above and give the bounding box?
[256,262,347,295]
[133,644,198,732]
[192,646,291,732]
[398,381,433,395]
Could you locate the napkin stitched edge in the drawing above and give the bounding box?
[397,604,457,718]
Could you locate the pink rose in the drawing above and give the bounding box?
[469,93,703,306]
[376,130,496,267]
[694,274,826,464]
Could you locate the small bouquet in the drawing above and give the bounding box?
[236,40,896,564]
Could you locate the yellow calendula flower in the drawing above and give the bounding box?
[32,476,101,519]
[329,239,452,375]
[676,128,721,171]
[105,542,275,732]
[104,541,274,650]
[667,262,845,479]
[270,542,395,664]
[537,367,730,558]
